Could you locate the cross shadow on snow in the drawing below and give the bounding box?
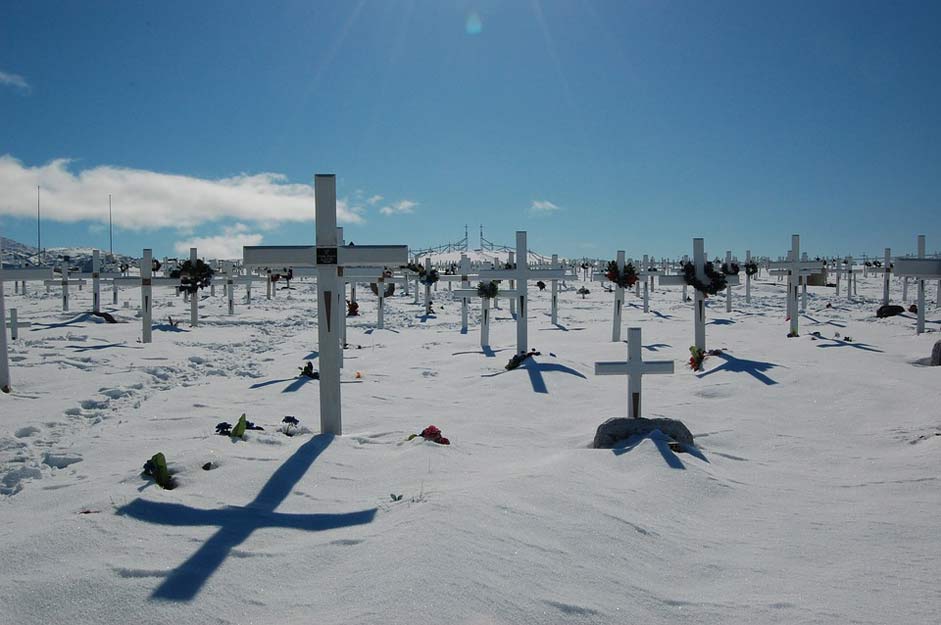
[801,314,847,328]
[482,357,587,394]
[30,314,90,331]
[706,318,735,326]
[696,351,780,385]
[153,323,190,333]
[610,432,686,469]
[116,435,376,602]
[364,328,399,334]
[301,351,319,360]
[65,343,143,352]
[452,346,506,358]
[815,338,883,353]
[249,376,317,392]
[649,310,673,320]
[642,343,671,352]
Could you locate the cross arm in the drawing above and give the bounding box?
[893,258,941,278]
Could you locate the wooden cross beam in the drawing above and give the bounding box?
[768,235,823,336]
[5,308,30,340]
[894,235,939,335]
[478,231,565,354]
[595,327,674,419]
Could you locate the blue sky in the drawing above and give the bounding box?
[1,0,939,259]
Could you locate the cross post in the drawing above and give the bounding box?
[594,327,674,419]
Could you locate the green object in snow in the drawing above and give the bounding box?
[147,452,173,489]
[231,414,248,439]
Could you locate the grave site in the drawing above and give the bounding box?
[3,4,941,624]
[1,179,939,624]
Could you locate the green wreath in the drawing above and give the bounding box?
[744,262,759,277]
[477,281,498,298]
[420,269,439,286]
[174,259,215,294]
[681,261,727,296]
[721,262,740,276]
[605,260,638,288]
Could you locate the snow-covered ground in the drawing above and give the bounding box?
[1,271,939,625]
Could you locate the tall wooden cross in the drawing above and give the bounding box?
[894,235,940,335]
[5,308,30,341]
[635,254,659,314]
[768,235,821,337]
[454,272,520,349]
[437,254,475,330]
[745,249,753,303]
[595,327,674,419]
[477,231,565,354]
[0,244,53,392]
[660,238,738,352]
[73,250,122,312]
[113,250,181,343]
[244,175,407,435]
[592,250,628,341]
[44,268,87,312]
[882,247,892,306]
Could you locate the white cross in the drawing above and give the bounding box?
[477,231,566,354]
[243,175,407,435]
[437,254,475,330]
[43,268,87,312]
[5,308,30,341]
[73,250,122,312]
[659,238,739,352]
[635,255,659,314]
[894,235,940,335]
[454,268,520,349]
[0,240,54,393]
[113,250,182,343]
[882,247,892,306]
[768,235,821,337]
[745,249,753,303]
[592,250,628,341]
[595,327,674,419]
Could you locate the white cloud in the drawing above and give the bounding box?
[529,199,561,215]
[0,70,30,93]
[0,155,365,230]
[174,224,263,260]
[379,199,417,216]
[367,194,384,205]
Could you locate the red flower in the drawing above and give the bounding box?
[421,425,441,439]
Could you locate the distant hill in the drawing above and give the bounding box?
[1,236,135,271]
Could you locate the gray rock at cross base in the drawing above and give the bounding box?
[593,417,694,449]
[931,340,941,366]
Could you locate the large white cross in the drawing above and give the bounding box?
[73,250,122,312]
[0,249,53,392]
[454,266,521,348]
[592,250,628,342]
[244,175,407,435]
[659,238,739,352]
[882,247,892,306]
[437,254,475,330]
[745,250,753,303]
[894,235,940,335]
[635,255,659,314]
[768,235,821,337]
[113,250,182,343]
[595,327,674,419]
[43,268,87,312]
[477,231,565,354]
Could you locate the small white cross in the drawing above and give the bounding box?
[595,327,674,419]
